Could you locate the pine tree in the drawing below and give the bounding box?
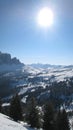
[57,109,70,130]
[43,102,54,130]
[56,109,62,130]
[27,97,41,128]
[10,94,23,121]
[0,98,2,112]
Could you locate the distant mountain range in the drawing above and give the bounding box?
[29,63,63,69]
[29,63,73,70]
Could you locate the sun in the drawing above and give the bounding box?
[37,7,54,27]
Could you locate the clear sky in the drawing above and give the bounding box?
[0,0,73,65]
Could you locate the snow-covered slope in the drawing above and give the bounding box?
[0,113,34,130]
[1,64,73,101]
[23,65,73,82]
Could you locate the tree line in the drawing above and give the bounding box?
[0,94,70,130]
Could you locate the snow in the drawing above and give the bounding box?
[21,96,28,103]
[69,117,73,130]
[18,86,30,95]
[2,103,10,107]
[18,84,38,95]
[23,65,41,74]
[35,67,73,82]
[0,113,34,130]
[22,65,73,84]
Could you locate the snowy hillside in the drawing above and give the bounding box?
[0,113,34,130]
[23,64,73,82]
[1,64,73,104]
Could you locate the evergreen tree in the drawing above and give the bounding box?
[43,102,54,130]
[27,97,41,128]
[10,94,23,121]
[0,98,2,112]
[57,109,70,130]
[56,109,62,130]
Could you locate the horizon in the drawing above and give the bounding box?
[0,0,73,65]
[1,50,73,66]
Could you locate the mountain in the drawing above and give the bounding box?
[0,51,22,64]
[1,52,73,111]
[1,63,73,105]
[0,52,24,72]
[29,63,63,69]
[0,113,34,130]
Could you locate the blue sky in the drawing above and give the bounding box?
[0,0,73,65]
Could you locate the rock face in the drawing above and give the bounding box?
[0,52,24,72]
[0,52,22,65]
